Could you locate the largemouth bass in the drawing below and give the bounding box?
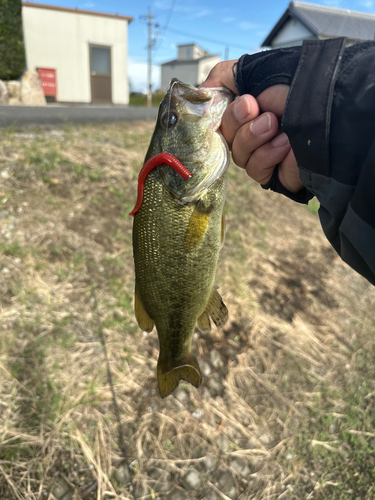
[132,79,233,397]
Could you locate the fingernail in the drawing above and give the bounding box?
[233,96,250,121]
[271,133,289,147]
[250,113,271,135]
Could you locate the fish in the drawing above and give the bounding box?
[131,78,233,398]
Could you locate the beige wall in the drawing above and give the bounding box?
[22,5,129,104]
[269,18,314,48]
[161,55,220,91]
[197,56,220,84]
[178,44,205,60]
[161,63,199,91]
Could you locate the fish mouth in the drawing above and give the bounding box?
[169,78,233,112]
[169,78,212,105]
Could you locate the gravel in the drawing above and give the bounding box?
[173,387,188,402]
[182,468,202,490]
[204,454,219,473]
[206,490,219,500]
[230,456,251,477]
[51,479,72,500]
[216,433,230,453]
[215,469,237,499]
[210,349,223,368]
[167,488,189,500]
[113,463,131,484]
[200,361,212,377]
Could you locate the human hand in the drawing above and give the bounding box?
[201,61,304,193]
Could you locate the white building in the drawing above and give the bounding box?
[161,44,220,91]
[262,1,375,49]
[22,2,133,104]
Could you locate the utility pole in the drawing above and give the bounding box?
[225,46,229,61]
[141,7,158,107]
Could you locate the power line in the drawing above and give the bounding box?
[153,0,177,57]
[165,27,250,51]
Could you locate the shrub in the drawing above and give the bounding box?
[0,0,26,81]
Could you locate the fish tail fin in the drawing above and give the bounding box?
[157,355,202,398]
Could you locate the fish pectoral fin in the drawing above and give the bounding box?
[206,288,228,328]
[157,356,202,398]
[197,311,211,333]
[183,207,210,252]
[134,288,154,333]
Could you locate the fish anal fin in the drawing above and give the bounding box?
[207,288,228,328]
[197,311,211,333]
[157,355,202,398]
[184,208,210,251]
[134,288,154,332]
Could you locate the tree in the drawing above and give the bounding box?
[0,0,26,81]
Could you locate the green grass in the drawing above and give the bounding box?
[129,92,164,107]
[308,196,320,214]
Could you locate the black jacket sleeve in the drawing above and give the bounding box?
[234,38,375,286]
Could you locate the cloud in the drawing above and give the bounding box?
[222,16,235,23]
[191,8,211,18]
[128,59,161,93]
[82,1,95,7]
[359,0,375,7]
[154,1,210,19]
[154,0,172,10]
[239,21,259,31]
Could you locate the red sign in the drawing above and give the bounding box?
[37,68,57,98]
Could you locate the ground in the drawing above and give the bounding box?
[0,122,374,500]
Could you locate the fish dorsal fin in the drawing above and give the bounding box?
[206,287,228,328]
[134,288,155,332]
[184,207,210,252]
[157,355,202,398]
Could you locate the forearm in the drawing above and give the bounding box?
[235,39,375,285]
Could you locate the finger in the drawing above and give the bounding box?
[199,60,239,94]
[221,95,260,148]
[257,84,290,117]
[231,112,279,169]
[278,148,304,193]
[244,132,292,185]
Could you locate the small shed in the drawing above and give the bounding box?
[161,44,220,91]
[22,2,133,104]
[262,0,375,49]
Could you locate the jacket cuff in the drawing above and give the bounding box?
[261,165,314,204]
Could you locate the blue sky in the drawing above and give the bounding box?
[29,0,375,91]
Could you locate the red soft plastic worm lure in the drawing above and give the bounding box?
[129,152,192,217]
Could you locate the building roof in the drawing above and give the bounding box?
[161,54,219,66]
[262,1,375,46]
[22,2,133,23]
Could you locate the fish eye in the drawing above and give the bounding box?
[162,112,178,129]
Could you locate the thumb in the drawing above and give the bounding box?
[256,84,290,118]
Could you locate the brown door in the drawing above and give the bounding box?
[90,45,112,104]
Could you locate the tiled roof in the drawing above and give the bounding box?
[262,1,375,46]
[161,55,219,66]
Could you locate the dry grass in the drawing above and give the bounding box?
[0,122,374,500]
